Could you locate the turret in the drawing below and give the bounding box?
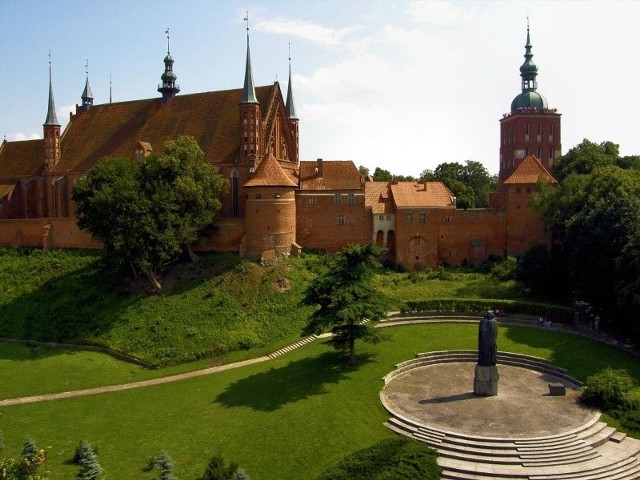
[239,13,261,167]
[285,46,299,163]
[158,28,180,101]
[80,60,94,112]
[43,54,61,173]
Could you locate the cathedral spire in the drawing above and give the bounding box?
[285,43,298,120]
[44,53,60,126]
[81,60,94,111]
[241,12,258,104]
[158,28,180,101]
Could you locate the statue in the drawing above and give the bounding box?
[478,311,498,366]
[474,311,499,396]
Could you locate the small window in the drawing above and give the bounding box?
[549,124,554,136]
[379,215,384,221]
[405,214,412,224]
[537,123,541,136]
[413,236,421,246]
[524,123,529,136]
[308,197,316,205]
[419,213,426,224]
[256,193,262,199]
[549,147,554,161]
[348,193,355,205]
[334,194,341,205]
[525,147,530,156]
[444,216,451,224]
[537,147,541,159]
[337,214,345,225]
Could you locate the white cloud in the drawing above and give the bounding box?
[9,132,40,141]
[255,19,360,48]
[406,0,472,26]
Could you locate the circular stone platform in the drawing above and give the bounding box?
[382,362,595,438]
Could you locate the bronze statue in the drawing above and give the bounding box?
[478,311,498,367]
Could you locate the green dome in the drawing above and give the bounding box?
[511,90,548,112]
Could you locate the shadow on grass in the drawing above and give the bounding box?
[0,341,86,363]
[215,350,374,412]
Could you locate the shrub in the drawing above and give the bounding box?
[581,368,637,410]
[151,450,176,480]
[316,437,440,480]
[489,256,517,281]
[196,454,239,480]
[235,470,250,480]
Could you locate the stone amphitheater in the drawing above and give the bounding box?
[377,314,640,479]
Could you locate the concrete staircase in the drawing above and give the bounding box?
[267,334,318,359]
[382,351,640,480]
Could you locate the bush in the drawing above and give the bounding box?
[316,437,440,480]
[151,450,176,480]
[581,368,637,410]
[489,256,517,281]
[196,455,239,480]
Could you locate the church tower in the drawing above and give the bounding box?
[499,23,561,183]
[239,15,261,169]
[158,29,180,101]
[80,60,94,112]
[43,55,61,173]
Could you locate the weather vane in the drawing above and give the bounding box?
[166,28,170,54]
[244,11,249,32]
[85,59,89,76]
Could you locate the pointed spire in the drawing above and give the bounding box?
[109,73,112,103]
[286,43,298,120]
[158,28,180,101]
[44,53,60,126]
[241,12,259,104]
[519,18,538,92]
[81,60,94,110]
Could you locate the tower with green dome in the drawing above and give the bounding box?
[499,23,561,183]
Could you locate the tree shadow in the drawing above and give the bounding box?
[215,350,374,412]
[419,392,479,404]
[0,341,86,362]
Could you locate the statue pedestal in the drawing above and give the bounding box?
[474,365,499,396]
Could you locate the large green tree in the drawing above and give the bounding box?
[532,140,640,335]
[302,242,389,367]
[420,160,497,209]
[72,136,227,291]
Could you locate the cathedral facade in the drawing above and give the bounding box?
[0,27,558,270]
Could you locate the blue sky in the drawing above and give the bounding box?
[1,0,638,176]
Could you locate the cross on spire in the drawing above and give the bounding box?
[166,28,170,54]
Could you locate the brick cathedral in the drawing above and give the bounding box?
[0,26,559,270]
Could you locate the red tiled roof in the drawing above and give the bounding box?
[504,155,558,185]
[0,139,44,178]
[244,152,297,187]
[52,85,276,174]
[299,160,362,190]
[390,181,455,208]
[365,181,393,214]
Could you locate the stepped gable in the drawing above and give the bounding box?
[365,181,393,214]
[504,154,558,185]
[0,139,45,178]
[390,181,455,208]
[243,152,297,187]
[299,160,362,190]
[51,85,275,174]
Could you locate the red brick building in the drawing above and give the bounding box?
[0,27,558,269]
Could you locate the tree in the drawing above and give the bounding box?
[358,165,370,177]
[372,167,393,182]
[302,242,389,367]
[551,139,619,181]
[73,135,227,291]
[75,441,102,480]
[150,450,176,480]
[196,455,238,480]
[420,160,496,208]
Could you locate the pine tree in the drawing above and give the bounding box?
[197,454,238,480]
[235,469,250,480]
[153,450,176,480]
[75,441,103,480]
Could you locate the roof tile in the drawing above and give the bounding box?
[299,160,362,190]
[390,182,455,208]
[504,155,558,185]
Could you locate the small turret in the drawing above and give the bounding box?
[158,28,180,102]
[80,60,94,111]
[239,13,261,166]
[241,15,258,105]
[511,22,548,112]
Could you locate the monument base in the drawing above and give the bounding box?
[474,365,499,396]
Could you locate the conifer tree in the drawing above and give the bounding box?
[153,450,176,480]
[75,441,103,480]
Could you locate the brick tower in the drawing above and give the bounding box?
[499,24,561,183]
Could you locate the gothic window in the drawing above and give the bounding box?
[231,170,239,218]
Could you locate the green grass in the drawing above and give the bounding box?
[1,324,639,479]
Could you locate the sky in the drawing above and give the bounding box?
[1,0,638,177]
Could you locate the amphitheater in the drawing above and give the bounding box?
[381,347,640,479]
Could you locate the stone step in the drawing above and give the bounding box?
[267,335,317,358]
[521,450,601,468]
[528,456,640,480]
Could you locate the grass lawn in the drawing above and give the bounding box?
[1,323,639,479]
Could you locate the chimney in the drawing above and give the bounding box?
[316,158,323,178]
